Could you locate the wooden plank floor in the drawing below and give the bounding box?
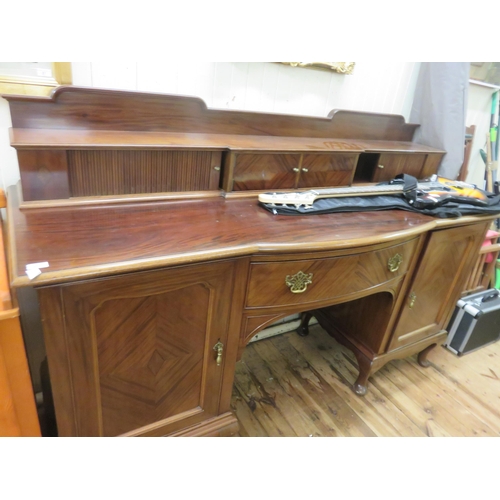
[231,324,500,437]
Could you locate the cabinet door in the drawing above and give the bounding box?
[232,153,299,190]
[39,261,235,437]
[388,223,488,350]
[297,153,357,188]
[372,153,427,182]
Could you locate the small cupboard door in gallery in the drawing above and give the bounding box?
[372,153,427,182]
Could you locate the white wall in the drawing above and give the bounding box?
[72,61,421,118]
[0,97,20,192]
[0,61,423,192]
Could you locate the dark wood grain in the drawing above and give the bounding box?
[17,150,70,201]
[300,222,489,396]
[372,153,427,182]
[8,128,366,152]
[40,260,235,437]
[6,87,448,203]
[4,86,419,140]
[8,185,438,287]
[312,291,398,355]
[38,287,77,436]
[245,238,418,308]
[9,129,444,154]
[298,153,358,188]
[232,153,299,191]
[388,223,489,350]
[421,153,446,179]
[67,150,221,196]
[6,85,495,437]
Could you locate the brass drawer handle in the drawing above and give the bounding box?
[387,253,403,272]
[285,271,313,293]
[213,340,224,366]
[409,291,417,308]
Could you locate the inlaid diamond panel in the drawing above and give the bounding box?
[94,283,210,436]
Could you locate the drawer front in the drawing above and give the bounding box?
[246,239,418,308]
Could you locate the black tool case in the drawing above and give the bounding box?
[445,289,500,355]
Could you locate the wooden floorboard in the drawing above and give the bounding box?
[230,324,500,437]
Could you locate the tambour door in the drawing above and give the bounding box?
[388,223,488,350]
[39,261,236,437]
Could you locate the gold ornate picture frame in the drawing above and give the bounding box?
[0,62,72,96]
[281,62,355,74]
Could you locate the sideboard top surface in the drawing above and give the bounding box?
[8,185,440,288]
[8,128,445,154]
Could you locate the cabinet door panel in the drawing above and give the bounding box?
[372,154,426,182]
[297,153,357,188]
[388,223,488,350]
[95,284,209,436]
[40,261,235,436]
[232,154,299,190]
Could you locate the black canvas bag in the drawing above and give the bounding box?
[259,174,500,219]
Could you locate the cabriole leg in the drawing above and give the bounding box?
[417,343,437,367]
[296,311,313,337]
[352,354,374,396]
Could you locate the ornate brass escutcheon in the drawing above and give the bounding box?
[409,291,417,308]
[285,271,313,294]
[387,253,403,272]
[213,340,224,366]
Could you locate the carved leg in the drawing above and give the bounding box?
[296,312,313,337]
[417,343,437,368]
[352,353,374,396]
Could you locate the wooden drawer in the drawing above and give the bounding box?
[246,239,419,309]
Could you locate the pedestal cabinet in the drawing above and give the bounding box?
[388,223,489,350]
[311,221,490,395]
[39,261,239,437]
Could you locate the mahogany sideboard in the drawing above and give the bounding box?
[3,86,493,437]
